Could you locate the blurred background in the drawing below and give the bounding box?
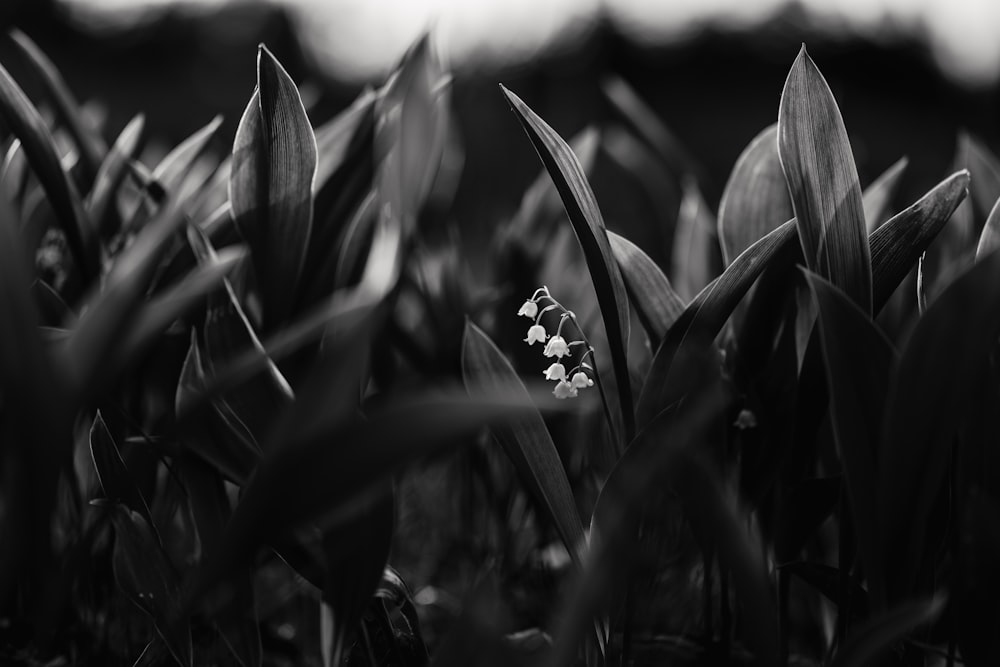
[2,0,998,255]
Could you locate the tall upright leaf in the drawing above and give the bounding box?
[803,271,895,609]
[462,322,586,567]
[501,85,635,442]
[86,113,144,238]
[230,45,317,328]
[778,45,872,314]
[878,249,1000,603]
[671,177,718,302]
[717,124,793,267]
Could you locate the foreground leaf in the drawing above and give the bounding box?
[879,249,1000,603]
[462,322,586,566]
[778,45,871,314]
[502,85,634,441]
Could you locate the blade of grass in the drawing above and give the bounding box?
[501,85,634,443]
[86,113,144,239]
[230,45,317,327]
[862,157,908,233]
[462,321,587,567]
[778,45,872,314]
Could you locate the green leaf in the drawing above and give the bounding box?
[501,85,634,442]
[862,157,908,233]
[717,124,793,267]
[671,177,718,302]
[829,595,945,667]
[86,113,144,238]
[108,504,192,667]
[635,219,798,429]
[778,45,872,314]
[0,57,97,278]
[975,195,1000,260]
[608,230,684,348]
[462,321,587,567]
[879,249,1000,603]
[230,45,317,327]
[7,29,107,184]
[869,170,969,314]
[89,412,155,530]
[803,271,895,608]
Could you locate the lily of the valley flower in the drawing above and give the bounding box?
[544,363,567,381]
[517,300,538,318]
[543,335,570,358]
[553,380,578,399]
[570,371,594,389]
[524,324,547,345]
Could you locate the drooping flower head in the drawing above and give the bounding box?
[524,324,547,345]
[570,371,594,389]
[553,380,578,399]
[543,335,570,358]
[517,300,538,318]
[543,363,567,381]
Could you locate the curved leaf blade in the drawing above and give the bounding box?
[608,230,684,348]
[501,85,634,441]
[869,170,969,313]
[671,177,718,302]
[462,321,586,567]
[778,45,872,314]
[975,195,1000,260]
[717,124,793,267]
[86,113,145,239]
[230,45,317,327]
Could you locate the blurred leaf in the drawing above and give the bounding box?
[230,45,317,327]
[60,198,189,397]
[89,411,154,530]
[0,58,97,278]
[829,595,945,667]
[671,177,718,302]
[375,35,447,233]
[804,271,894,607]
[717,124,793,266]
[320,483,394,667]
[862,157,908,233]
[975,195,1000,260]
[186,390,541,608]
[86,113,144,239]
[175,329,261,485]
[958,131,1000,222]
[601,75,695,178]
[7,29,107,184]
[332,190,377,291]
[635,219,798,429]
[1,138,29,212]
[31,279,72,326]
[176,455,261,667]
[314,88,375,191]
[108,504,192,667]
[869,170,969,313]
[502,85,634,442]
[778,45,871,314]
[879,249,1000,603]
[608,230,684,348]
[122,246,247,364]
[781,561,869,618]
[462,321,586,566]
[151,115,223,204]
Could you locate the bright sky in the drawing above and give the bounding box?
[61,0,1000,87]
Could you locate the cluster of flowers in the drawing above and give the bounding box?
[518,286,596,399]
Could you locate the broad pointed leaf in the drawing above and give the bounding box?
[86,113,144,238]
[862,156,908,233]
[778,45,871,313]
[230,45,317,327]
[608,230,684,348]
[671,177,717,302]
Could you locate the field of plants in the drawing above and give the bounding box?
[1,26,999,667]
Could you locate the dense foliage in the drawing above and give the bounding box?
[0,28,999,666]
